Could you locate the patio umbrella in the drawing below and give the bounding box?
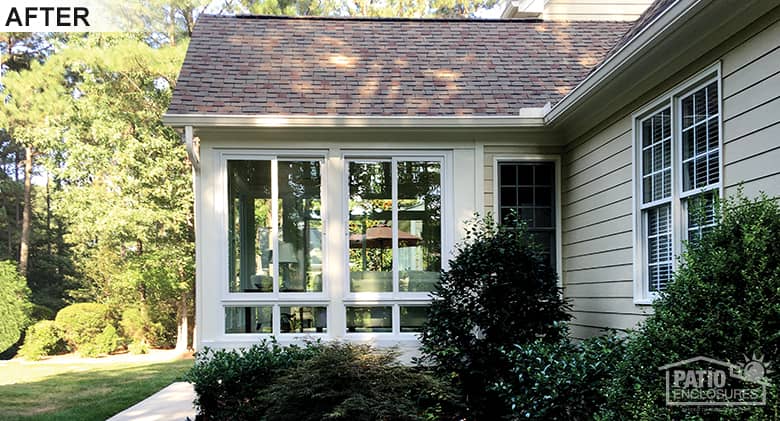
[349,225,422,249]
[349,225,422,271]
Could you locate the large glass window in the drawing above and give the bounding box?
[228,159,322,293]
[348,159,441,294]
[636,76,720,299]
[498,162,556,265]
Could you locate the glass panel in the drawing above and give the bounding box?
[500,164,516,186]
[681,82,720,193]
[228,160,273,293]
[225,306,273,334]
[348,162,393,292]
[640,108,671,203]
[398,161,442,293]
[500,187,517,206]
[687,192,718,243]
[280,306,327,333]
[400,306,429,332]
[278,161,322,292]
[498,162,556,267]
[646,204,672,292]
[346,306,392,333]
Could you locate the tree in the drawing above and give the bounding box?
[0,260,32,353]
[0,47,69,278]
[50,35,193,350]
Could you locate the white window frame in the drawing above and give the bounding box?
[342,150,452,339]
[217,149,331,339]
[633,63,723,304]
[492,155,563,285]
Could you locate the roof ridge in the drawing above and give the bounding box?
[200,14,628,23]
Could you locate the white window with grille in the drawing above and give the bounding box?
[634,65,722,303]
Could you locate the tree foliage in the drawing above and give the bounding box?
[419,215,570,418]
[0,260,32,353]
[604,194,780,419]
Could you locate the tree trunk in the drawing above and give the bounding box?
[18,145,32,277]
[175,289,188,352]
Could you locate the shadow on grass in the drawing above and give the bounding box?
[0,359,193,421]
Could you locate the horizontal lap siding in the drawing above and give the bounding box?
[722,16,780,199]
[561,116,648,339]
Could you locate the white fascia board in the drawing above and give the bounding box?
[162,114,546,128]
[544,0,698,124]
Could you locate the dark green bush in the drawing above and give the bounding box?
[187,341,460,421]
[603,194,780,420]
[120,304,163,348]
[492,332,626,420]
[419,215,570,418]
[0,260,32,353]
[54,302,111,351]
[262,342,460,421]
[185,339,325,420]
[18,320,66,360]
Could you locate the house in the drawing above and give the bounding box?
[163,0,780,352]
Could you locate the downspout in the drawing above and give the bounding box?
[184,125,200,172]
[184,125,201,351]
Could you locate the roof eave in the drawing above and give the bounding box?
[544,0,698,124]
[162,113,547,129]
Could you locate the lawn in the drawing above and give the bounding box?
[0,355,193,420]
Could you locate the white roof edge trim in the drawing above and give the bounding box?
[162,113,546,128]
[543,0,696,123]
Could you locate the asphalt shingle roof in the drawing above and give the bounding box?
[168,15,633,116]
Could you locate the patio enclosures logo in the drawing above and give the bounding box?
[1,0,141,32]
[659,355,772,407]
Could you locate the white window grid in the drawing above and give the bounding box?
[634,65,722,303]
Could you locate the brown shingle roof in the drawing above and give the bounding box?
[168,15,632,116]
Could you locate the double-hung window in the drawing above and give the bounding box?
[635,70,721,302]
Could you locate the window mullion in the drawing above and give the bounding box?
[271,158,279,294]
[391,158,399,295]
[671,97,682,272]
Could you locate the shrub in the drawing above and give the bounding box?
[262,343,460,421]
[54,303,110,351]
[603,194,780,419]
[18,320,66,360]
[185,339,325,420]
[419,215,570,418]
[120,305,163,347]
[78,325,120,357]
[0,261,32,353]
[128,340,149,355]
[492,332,626,420]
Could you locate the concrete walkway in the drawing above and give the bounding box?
[107,382,196,421]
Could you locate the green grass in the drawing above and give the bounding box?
[0,357,193,420]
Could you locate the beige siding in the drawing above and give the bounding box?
[559,11,780,339]
[542,0,653,21]
[560,115,644,338]
[722,16,780,198]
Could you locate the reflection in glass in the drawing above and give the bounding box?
[400,306,428,332]
[348,162,393,292]
[280,306,327,333]
[346,306,392,333]
[278,161,322,292]
[398,161,441,292]
[225,306,272,334]
[228,161,273,292]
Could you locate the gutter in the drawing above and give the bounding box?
[162,113,546,129]
[183,125,200,172]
